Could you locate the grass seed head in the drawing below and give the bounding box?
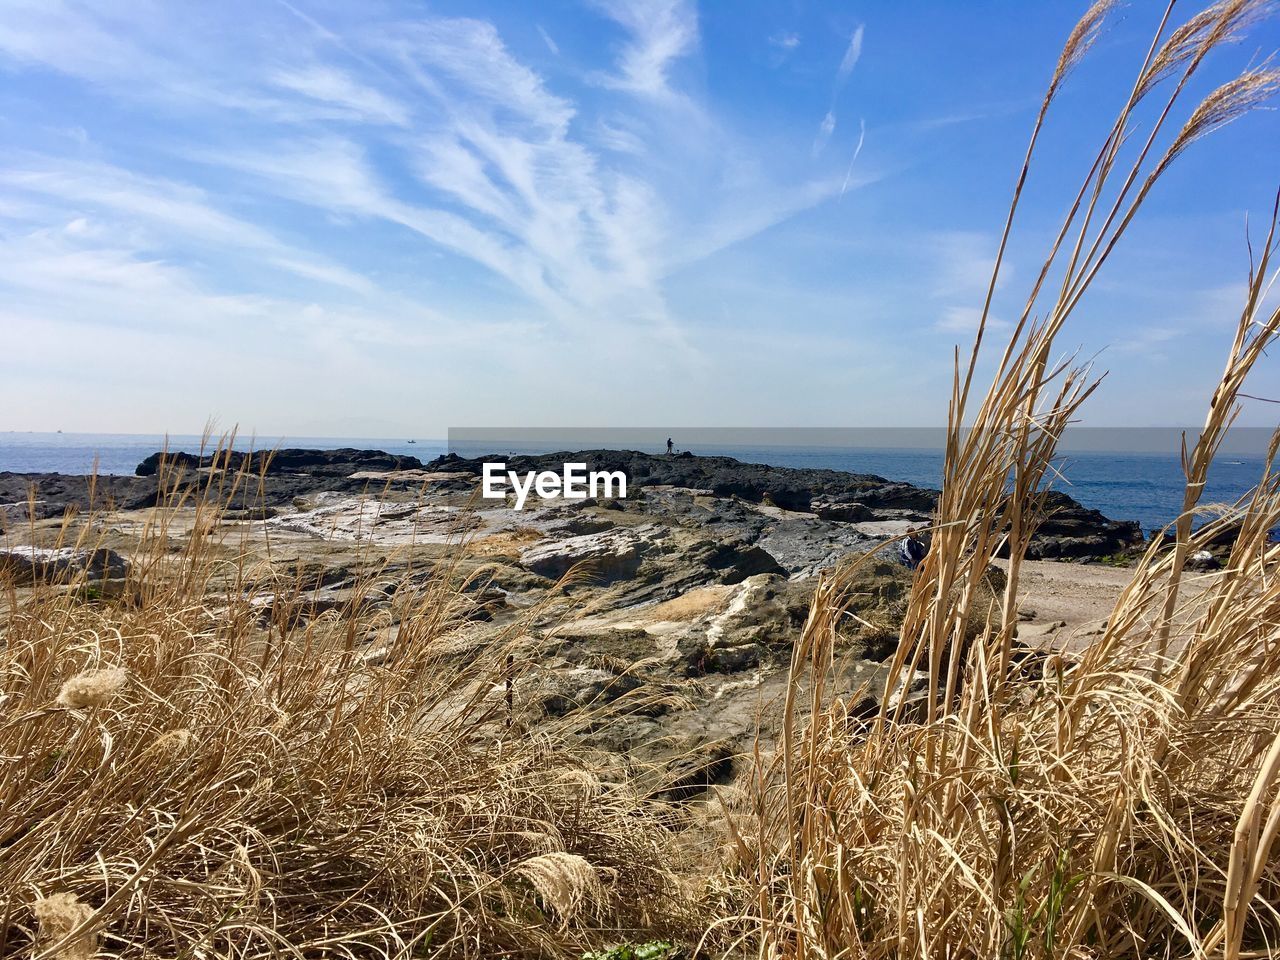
[56,667,128,709]
[31,892,98,960]
[516,852,604,927]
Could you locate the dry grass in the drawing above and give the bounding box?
[733,3,1280,958]
[0,453,696,958]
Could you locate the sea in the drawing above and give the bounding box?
[0,431,1270,536]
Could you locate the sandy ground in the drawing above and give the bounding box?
[1000,558,1133,650]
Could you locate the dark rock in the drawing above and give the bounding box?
[0,500,66,524]
[462,588,510,621]
[428,449,933,514]
[287,561,354,590]
[538,666,646,717]
[1021,492,1144,561]
[696,539,785,582]
[135,448,423,478]
[0,472,158,515]
[221,506,278,521]
[656,742,735,802]
[706,642,763,673]
[0,547,129,585]
[812,497,874,522]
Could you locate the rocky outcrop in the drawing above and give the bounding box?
[1020,491,1144,561]
[430,449,937,513]
[0,472,157,516]
[520,526,660,582]
[430,450,1141,562]
[1,499,66,524]
[0,454,457,521]
[0,546,129,585]
[811,497,874,522]
[135,448,424,477]
[1,448,1144,565]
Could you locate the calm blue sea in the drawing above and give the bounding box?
[0,431,1268,535]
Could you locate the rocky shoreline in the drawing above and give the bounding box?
[3,446,1145,561]
[0,447,1143,797]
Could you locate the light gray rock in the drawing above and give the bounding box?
[757,516,877,579]
[519,525,664,582]
[266,495,480,542]
[1016,620,1066,640]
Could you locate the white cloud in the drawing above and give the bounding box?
[0,159,375,294]
[1111,324,1180,355]
[595,119,648,154]
[537,25,560,55]
[837,25,865,84]
[922,232,1014,340]
[840,119,867,198]
[380,18,577,134]
[0,0,288,114]
[270,65,410,125]
[929,230,1006,300]
[935,305,1009,334]
[591,0,698,99]
[767,31,801,67]
[814,24,865,155]
[814,110,837,154]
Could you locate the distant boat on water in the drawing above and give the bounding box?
[407,440,417,444]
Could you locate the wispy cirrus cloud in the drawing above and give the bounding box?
[836,26,865,84]
[0,0,866,431]
[590,0,698,99]
[269,65,410,126]
[770,32,801,51]
[536,25,560,56]
[767,30,801,67]
[935,306,1009,335]
[0,159,376,293]
[814,24,865,154]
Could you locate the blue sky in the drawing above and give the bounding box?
[1,0,1277,437]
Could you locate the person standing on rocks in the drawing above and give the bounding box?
[666,437,674,455]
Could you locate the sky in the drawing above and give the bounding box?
[1,0,1278,438]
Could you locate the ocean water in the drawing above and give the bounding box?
[0,431,1267,535]
[0,432,449,477]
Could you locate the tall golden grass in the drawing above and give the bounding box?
[739,2,1280,958]
[0,452,694,958]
